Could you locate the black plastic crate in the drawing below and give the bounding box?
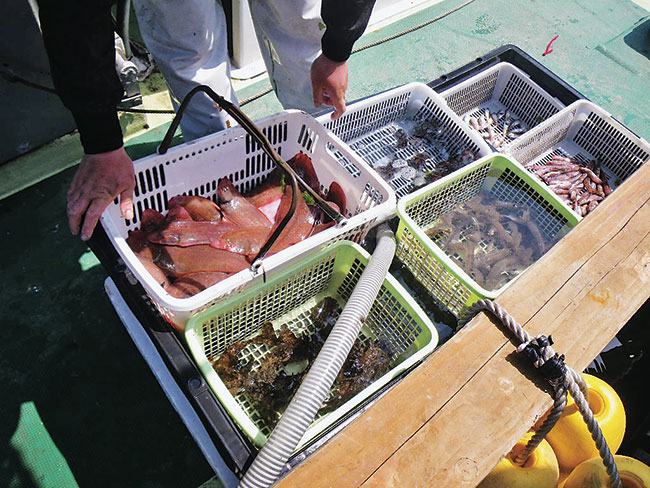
[427,44,585,106]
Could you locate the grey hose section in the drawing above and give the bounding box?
[239,224,396,488]
[459,299,622,488]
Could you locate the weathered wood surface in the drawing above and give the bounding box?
[276,160,650,488]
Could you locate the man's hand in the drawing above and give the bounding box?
[67,146,135,240]
[311,54,348,120]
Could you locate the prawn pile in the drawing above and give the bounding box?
[126,153,347,299]
[426,192,560,291]
[462,109,527,148]
[211,297,392,429]
[528,155,612,217]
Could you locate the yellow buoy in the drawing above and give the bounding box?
[545,373,626,472]
[563,455,650,488]
[478,431,559,488]
[558,468,571,488]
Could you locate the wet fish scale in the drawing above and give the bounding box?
[147,220,237,247]
[153,244,249,276]
[267,184,316,256]
[246,169,283,208]
[217,178,272,229]
[167,195,222,222]
[211,226,271,256]
[166,271,229,298]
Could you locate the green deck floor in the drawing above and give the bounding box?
[1,1,649,486]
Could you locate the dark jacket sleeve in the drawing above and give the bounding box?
[38,0,124,154]
[320,0,376,62]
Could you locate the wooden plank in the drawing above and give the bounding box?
[276,161,650,488]
[364,204,650,487]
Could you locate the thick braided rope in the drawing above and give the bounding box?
[565,371,622,488]
[513,379,567,465]
[459,299,622,488]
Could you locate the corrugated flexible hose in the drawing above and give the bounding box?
[239,224,397,488]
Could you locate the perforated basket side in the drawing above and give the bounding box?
[496,67,563,129]
[396,159,495,316]
[442,62,564,126]
[570,103,650,181]
[184,241,437,448]
[396,229,478,317]
[322,90,412,144]
[506,100,650,183]
[318,82,492,200]
[505,105,578,165]
[441,62,564,151]
[336,256,430,359]
[444,68,500,117]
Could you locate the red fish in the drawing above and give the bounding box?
[246,169,283,208]
[211,226,271,256]
[267,185,316,256]
[246,169,284,224]
[311,201,340,235]
[127,230,170,272]
[126,229,151,255]
[147,220,237,247]
[141,208,166,232]
[167,195,222,222]
[166,205,194,222]
[153,245,249,277]
[325,182,347,218]
[126,231,171,287]
[311,220,336,235]
[137,255,171,289]
[166,271,229,298]
[309,182,346,234]
[217,178,272,229]
[288,153,320,192]
[257,199,282,225]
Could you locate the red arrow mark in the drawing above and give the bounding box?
[543,35,559,56]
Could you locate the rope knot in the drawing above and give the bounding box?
[517,335,567,382]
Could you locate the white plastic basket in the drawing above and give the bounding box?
[100,110,396,328]
[505,100,650,216]
[441,62,565,150]
[316,82,492,199]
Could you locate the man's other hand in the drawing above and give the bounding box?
[311,54,348,120]
[67,146,135,240]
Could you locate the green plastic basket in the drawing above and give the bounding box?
[185,240,438,450]
[396,154,579,317]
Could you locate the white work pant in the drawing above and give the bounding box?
[132,0,322,142]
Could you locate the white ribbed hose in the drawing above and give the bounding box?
[239,224,396,488]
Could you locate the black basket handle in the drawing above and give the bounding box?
[157,85,346,269]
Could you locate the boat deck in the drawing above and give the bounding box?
[1,0,649,487]
[275,152,650,488]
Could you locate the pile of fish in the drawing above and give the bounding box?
[369,118,476,191]
[528,155,612,217]
[426,191,558,291]
[211,297,392,429]
[462,108,527,148]
[126,153,347,299]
